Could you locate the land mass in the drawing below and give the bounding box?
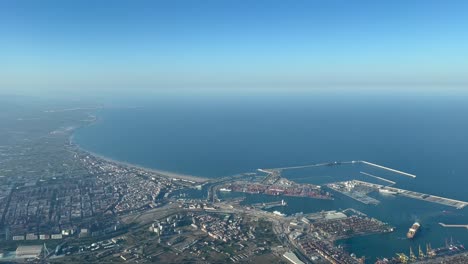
[0,101,466,264]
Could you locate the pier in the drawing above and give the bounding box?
[266,161,357,171]
[360,160,416,178]
[353,180,468,209]
[359,171,396,185]
[439,223,468,229]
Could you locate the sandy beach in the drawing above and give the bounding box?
[78,144,209,183]
[75,143,209,183]
[69,123,209,184]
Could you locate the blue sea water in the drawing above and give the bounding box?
[74,94,468,262]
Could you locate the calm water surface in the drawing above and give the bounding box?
[74,95,468,262]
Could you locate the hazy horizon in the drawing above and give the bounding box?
[2,0,468,97]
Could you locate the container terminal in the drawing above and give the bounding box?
[383,240,466,264]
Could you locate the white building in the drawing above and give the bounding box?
[16,245,43,259]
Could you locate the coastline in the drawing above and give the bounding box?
[69,114,209,184]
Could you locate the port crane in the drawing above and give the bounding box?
[418,245,425,260]
[409,247,417,262]
[396,253,409,264]
[426,243,436,258]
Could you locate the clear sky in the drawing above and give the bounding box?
[1,0,468,96]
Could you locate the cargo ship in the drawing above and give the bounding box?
[407,222,420,239]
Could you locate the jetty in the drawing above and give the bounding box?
[360,171,396,185]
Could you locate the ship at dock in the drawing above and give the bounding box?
[407,222,420,239]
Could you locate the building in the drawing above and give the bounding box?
[16,245,43,259]
[79,228,89,238]
[51,234,63,239]
[39,234,50,240]
[26,233,38,240]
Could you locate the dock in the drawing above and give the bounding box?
[353,180,468,209]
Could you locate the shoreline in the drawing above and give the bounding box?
[69,115,209,184]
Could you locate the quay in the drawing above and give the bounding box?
[353,180,468,209]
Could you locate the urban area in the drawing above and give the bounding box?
[0,105,466,264]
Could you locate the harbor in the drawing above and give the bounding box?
[353,180,468,209]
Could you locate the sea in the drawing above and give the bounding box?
[73,93,468,262]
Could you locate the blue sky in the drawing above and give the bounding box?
[1,0,468,96]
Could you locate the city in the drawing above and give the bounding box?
[3,0,468,263]
[0,106,466,263]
